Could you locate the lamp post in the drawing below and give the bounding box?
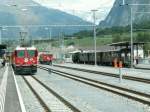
[0,27,2,44]
[91,9,98,66]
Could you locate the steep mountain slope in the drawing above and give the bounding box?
[100,0,150,27]
[0,0,90,39]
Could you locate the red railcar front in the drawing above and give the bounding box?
[12,46,38,74]
[39,53,53,65]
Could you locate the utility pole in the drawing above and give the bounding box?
[0,27,2,44]
[45,27,52,40]
[130,7,134,68]
[60,32,64,60]
[91,9,98,66]
[119,3,134,68]
[148,50,150,57]
[20,31,27,46]
[49,28,52,40]
[119,3,150,68]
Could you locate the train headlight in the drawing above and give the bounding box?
[24,58,28,62]
[30,58,33,61]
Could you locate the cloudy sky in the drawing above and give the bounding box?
[32,0,115,23]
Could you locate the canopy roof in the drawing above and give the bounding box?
[108,41,146,46]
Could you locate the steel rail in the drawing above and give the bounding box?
[31,76,81,112]
[53,65,150,84]
[22,76,51,112]
[38,65,150,105]
[23,75,81,112]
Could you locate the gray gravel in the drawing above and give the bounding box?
[25,76,73,112]
[16,76,45,112]
[35,68,150,112]
[53,63,150,79]
[50,66,150,95]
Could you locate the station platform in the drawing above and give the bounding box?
[0,65,24,112]
[53,63,150,80]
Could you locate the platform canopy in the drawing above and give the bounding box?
[0,44,7,49]
[108,41,146,47]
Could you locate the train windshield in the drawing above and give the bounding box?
[27,50,36,57]
[17,50,25,58]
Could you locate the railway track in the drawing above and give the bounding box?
[53,65,150,84]
[22,76,51,112]
[38,65,150,106]
[22,75,80,112]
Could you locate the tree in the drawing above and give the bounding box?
[67,41,75,46]
[112,34,122,43]
[136,32,150,42]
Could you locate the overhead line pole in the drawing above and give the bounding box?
[91,9,98,66]
[120,2,150,68]
[49,28,52,40]
[128,5,150,68]
[0,27,2,44]
[130,7,134,68]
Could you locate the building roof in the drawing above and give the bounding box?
[77,45,123,53]
[108,41,146,46]
[73,41,147,53]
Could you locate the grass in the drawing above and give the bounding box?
[46,36,113,48]
[8,31,148,51]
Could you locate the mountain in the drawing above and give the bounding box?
[0,0,91,40]
[100,0,150,28]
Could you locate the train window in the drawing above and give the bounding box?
[17,50,25,57]
[27,50,35,57]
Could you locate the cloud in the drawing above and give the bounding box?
[33,0,114,10]
[32,0,115,22]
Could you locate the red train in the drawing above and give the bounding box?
[39,53,53,65]
[12,46,38,74]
